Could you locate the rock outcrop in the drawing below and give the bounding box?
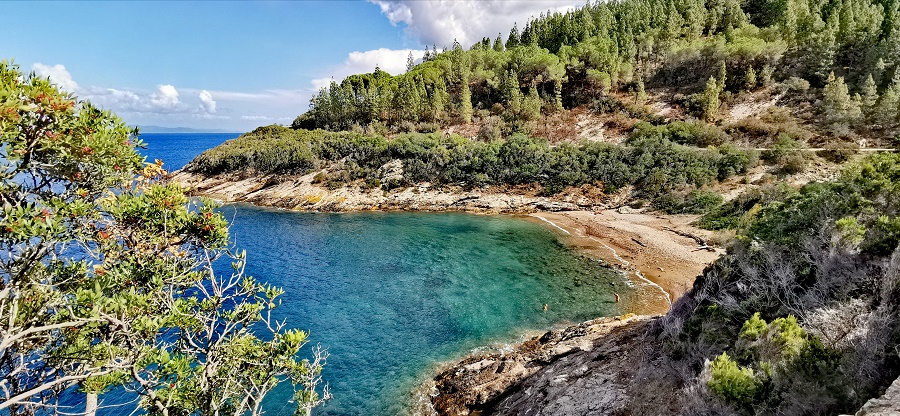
[430,315,669,415]
[170,170,590,213]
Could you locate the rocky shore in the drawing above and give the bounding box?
[170,170,583,213]
[428,314,665,415]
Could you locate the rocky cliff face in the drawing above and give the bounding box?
[429,315,684,416]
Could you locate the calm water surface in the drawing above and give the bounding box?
[132,133,635,415]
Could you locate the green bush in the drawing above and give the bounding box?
[709,352,762,404]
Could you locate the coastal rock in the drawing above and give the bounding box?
[430,315,659,415]
[169,170,584,214]
[854,376,900,415]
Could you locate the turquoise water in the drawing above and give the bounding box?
[132,133,634,415]
[222,207,633,415]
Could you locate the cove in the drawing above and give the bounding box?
[219,205,636,415]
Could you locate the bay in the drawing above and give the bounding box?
[131,133,633,415]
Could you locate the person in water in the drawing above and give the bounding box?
[614,293,620,303]
[543,304,548,311]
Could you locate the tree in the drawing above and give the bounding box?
[745,67,757,90]
[862,74,879,119]
[822,71,862,131]
[0,61,329,415]
[702,76,721,121]
[406,52,415,73]
[507,23,521,49]
[493,33,505,52]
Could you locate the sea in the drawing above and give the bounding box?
[126,133,634,415]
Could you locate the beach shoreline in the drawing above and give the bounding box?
[171,170,722,316]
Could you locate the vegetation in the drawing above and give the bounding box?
[187,124,756,203]
[0,62,328,414]
[295,0,900,142]
[658,153,900,414]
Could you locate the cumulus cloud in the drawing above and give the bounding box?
[198,90,216,113]
[150,84,180,109]
[311,48,424,89]
[370,0,585,47]
[32,63,79,92]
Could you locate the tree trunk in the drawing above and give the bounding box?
[85,393,98,416]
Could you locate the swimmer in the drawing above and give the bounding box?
[614,293,620,303]
[543,303,548,312]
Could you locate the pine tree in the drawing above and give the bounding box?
[507,23,521,49]
[523,86,542,120]
[406,52,415,73]
[745,67,757,90]
[493,33,505,52]
[702,76,721,121]
[460,77,473,123]
[822,72,862,130]
[635,78,648,104]
[717,61,728,91]
[875,81,900,127]
[862,74,879,118]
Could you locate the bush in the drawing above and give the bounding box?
[708,353,762,404]
[816,143,859,163]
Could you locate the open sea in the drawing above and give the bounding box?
[129,133,633,415]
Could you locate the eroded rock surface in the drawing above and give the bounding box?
[430,315,663,415]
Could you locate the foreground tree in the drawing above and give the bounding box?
[0,61,328,414]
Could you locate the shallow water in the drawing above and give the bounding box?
[220,206,634,415]
[130,133,636,415]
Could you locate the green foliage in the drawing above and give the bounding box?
[739,312,768,340]
[702,77,721,121]
[189,126,755,199]
[0,61,327,415]
[709,352,763,404]
[749,153,900,254]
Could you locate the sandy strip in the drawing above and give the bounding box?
[528,210,723,315]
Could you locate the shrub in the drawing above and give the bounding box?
[708,353,762,404]
[816,143,859,163]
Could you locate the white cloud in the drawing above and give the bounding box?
[311,48,424,89]
[151,84,180,109]
[32,63,79,92]
[198,90,216,113]
[369,0,585,47]
[26,62,306,131]
[240,115,291,121]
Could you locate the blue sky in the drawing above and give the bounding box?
[2,1,584,132]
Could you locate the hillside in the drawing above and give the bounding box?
[173,0,900,414]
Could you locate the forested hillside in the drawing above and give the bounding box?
[177,0,900,413]
[296,0,900,145]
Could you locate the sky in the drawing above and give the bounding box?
[2,0,585,132]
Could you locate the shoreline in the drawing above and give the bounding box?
[172,170,722,315]
[525,210,723,315]
[171,170,725,415]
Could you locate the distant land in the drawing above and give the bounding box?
[138,125,242,134]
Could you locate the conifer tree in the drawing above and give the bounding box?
[406,52,415,73]
[717,61,727,91]
[507,23,521,49]
[822,72,862,130]
[745,67,757,90]
[702,76,721,121]
[493,34,505,51]
[460,78,473,123]
[862,74,879,118]
[875,81,900,127]
[524,86,542,120]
